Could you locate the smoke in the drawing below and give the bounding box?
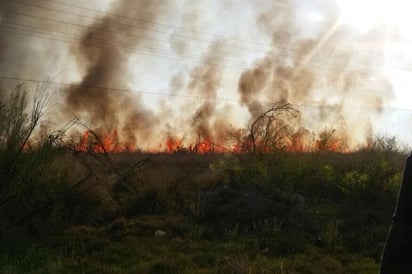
[238,57,271,119]
[63,0,176,144]
[237,0,395,147]
[0,0,400,150]
[187,42,223,139]
[0,1,69,79]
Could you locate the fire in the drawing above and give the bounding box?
[286,128,347,153]
[73,130,234,154]
[314,139,344,152]
[314,128,348,153]
[288,130,309,152]
[164,136,221,154]
[76,131,90,152]
[73,127,349,154]
[165,136,183,153]
[75,130,134,153]
[191,137,214,154]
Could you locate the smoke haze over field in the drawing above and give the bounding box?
[0,0,410,150]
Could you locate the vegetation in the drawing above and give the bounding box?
[0,83,407,273]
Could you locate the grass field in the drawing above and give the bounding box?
[0,84,405,273]
[0,149,405,273]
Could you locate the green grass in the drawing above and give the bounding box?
[1,149,400,273]
[0,233,381,273]
[0,83,403,273]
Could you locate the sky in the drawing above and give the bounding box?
[0,0,412,150]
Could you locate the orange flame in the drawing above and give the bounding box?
[73,127,351,154]
[288,131,307,152]
[165,136,183,153]
[75,130,134,153]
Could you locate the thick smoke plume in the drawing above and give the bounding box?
[0,0,399,150]
[238,0,394,147]
[188,42,222,138]
[64,0,173,145]
[0,1,69,79]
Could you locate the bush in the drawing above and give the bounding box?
[0,83,63,248]
[125,188,168,216]
[149,260,181,274]
[199,183,290,231]
[0,83,118,250]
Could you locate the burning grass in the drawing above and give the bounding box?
[0,149,404,273]
[70,125,350,155]
[63,103,356,155]
[0,83,406,273]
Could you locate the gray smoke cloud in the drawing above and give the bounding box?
[0,1,68,79]
[64,0,175,144]
[0,0,399,150]
[187,42,223,139]
[237,0,395,147]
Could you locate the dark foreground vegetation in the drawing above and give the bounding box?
[0,84,407,273]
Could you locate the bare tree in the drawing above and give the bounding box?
[248,103,299,152]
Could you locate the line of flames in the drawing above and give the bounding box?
[72,129,350,154]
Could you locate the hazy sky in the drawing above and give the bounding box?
[1,0,412,149]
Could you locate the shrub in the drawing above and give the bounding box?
[0,83,63,247]
[125,188,168,216]
[0,83,117,250]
